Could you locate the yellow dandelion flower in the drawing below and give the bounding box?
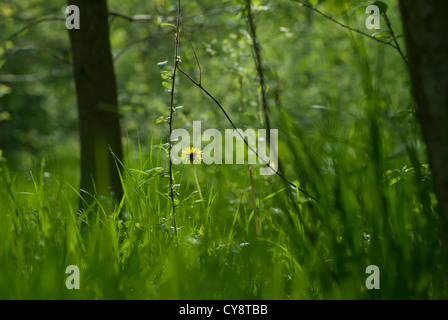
[181,147,203,163]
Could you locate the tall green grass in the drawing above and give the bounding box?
[0,118,446,299]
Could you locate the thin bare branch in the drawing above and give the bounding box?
[0,68,71,83]
[168,0,182,244]
[182,23,202,86]
[109,5,241,24]
[301,2,400,50]
[245,0,270,132]
[108,10,160,22]
[382,12,408,65]
[177,66,319,203]
[1,46,70,65]
[3,16,65,44]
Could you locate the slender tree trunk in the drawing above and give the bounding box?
[67,0,123,216]
[399,1,448,245]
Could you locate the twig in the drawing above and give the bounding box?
[301,2,404,55]
[3,16,65,44]
[168,0,182,244]
[245,0,270,134]
[109,6,241,24]
[177,27,307,199]
[2,6,239,46]
[245,0,286,184]
[182,23,202,86]
[177,66,319,203]
[113,35,153,61]
[108,10,159,22]
[0,68,71,83]
[382,12,408,65]
[1,45,70,65]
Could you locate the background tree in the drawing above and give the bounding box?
[399,0,448,247]
[67,0,124,214]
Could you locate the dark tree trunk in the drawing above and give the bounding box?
[399,1,448,245]
[67,0,123,216]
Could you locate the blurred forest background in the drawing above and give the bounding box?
[0,0,447,299]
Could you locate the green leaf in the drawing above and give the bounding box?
[162,81,172,90]
[157,60,168,68]
[371,30,391,39]
[182,191,199,203]
[373,1,388,13]
[155,117,164,124]
[352,4,369,14]
[161,23,176,28]
[161,70,173,80]
[290,0,318,5]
